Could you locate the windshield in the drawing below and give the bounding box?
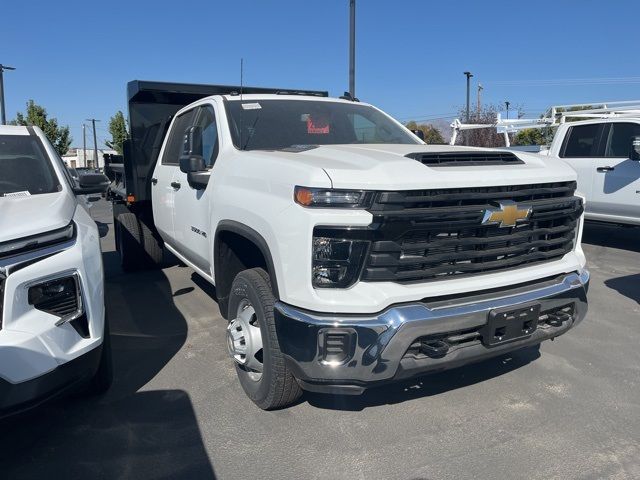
[0,135,60,197]
[225,99,420,150]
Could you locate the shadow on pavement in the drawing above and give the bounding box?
[605,273,640,305]
[582,222,639,253]
[305,345,541,411]
[0,243,216,478]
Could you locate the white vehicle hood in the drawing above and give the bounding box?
[275,144,577,190]
[0,191,75,243]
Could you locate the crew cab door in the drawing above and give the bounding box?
[151,108,196,241]
[171,104,219,272]
[557,123,606,210]
[590,122,640,220]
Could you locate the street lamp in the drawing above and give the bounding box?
[0,64,16,125]
[464,71,473,122]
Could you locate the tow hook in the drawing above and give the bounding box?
[420,339,450,358]
[547,311,572,327]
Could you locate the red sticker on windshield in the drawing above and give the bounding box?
[307,115,330,134]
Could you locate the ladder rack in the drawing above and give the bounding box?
[450,100,640,146]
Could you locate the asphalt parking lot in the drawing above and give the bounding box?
[1,199,639,480]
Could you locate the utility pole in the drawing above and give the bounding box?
[86,118,100,170]
[505,101,511,119]
[463,71,473,122]
[0,64,16,125]
[477,84,483,119]
[349,0,356,98]
[82,124,87,167]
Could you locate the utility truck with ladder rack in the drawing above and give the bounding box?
[107,80,589,409]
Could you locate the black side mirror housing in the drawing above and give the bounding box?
[411,129,425,141]
[73,173,109,195]
[179,155,209,190]
[180,155,206,173]
[630,136,640,161]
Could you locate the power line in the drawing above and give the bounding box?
[398,112,458,121]
[487,76,640,87]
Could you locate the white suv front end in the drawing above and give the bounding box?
[0,125,111,416]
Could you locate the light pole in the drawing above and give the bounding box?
[477,84,483,118]
[0,64,16,125]
[505,101,511,119]
[464,71,473,122]
[349,0,356,98]
[82,124,87,167]
[86,118,100,169]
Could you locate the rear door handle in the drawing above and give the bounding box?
[170,181,181,190]
[597,166,615,172]
[151,178,158,185]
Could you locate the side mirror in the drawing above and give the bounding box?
[73,173,109,195]
[179,155,210,190]
[411,129,425,141]
[630,136,640,161]
[183,126,203,157]
[180,155,206,173]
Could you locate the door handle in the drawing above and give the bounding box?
[171,181,181,189]
[597,166,615,172]
[151,178,158,185]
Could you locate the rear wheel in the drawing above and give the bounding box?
[116,212,162,272]
[227,268,302,410]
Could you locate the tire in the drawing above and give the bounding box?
[228,268,302,410]
[85,311,113,395]
[117,212,162,272]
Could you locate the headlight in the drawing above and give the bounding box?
[295,187,374,208]
[312,237,369,288]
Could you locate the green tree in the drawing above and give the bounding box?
[405,121,446,144]
[105,110,128,154]
[512,128,550,146]
[12,100,72,155]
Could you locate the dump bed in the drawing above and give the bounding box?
[108,80,328,205]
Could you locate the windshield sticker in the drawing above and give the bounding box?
[2,191,31,198]
[306,115,330,134]
[241,102,262,110]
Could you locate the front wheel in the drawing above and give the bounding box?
[227,268,302,410]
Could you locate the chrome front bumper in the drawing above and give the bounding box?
[274,270,590,394]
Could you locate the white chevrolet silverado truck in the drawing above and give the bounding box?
[107,81,589,409]
[0,125,112,417]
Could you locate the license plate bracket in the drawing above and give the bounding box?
[481,302,541,347]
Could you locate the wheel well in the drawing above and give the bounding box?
[215,230,272,319]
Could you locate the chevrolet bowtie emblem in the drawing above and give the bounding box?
[482,201,531,228]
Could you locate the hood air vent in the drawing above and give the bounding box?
[407,151,524,167]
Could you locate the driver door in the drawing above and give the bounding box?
[171,104,219,273]
[558,123,606,211]
[590,122,640,220]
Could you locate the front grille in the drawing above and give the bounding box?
[362,181,582,283]
[406,151,524,167]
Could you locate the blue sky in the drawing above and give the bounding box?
[2,0,639,148]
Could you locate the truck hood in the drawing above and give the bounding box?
[274,144,577,190]
[0,191,75,243]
